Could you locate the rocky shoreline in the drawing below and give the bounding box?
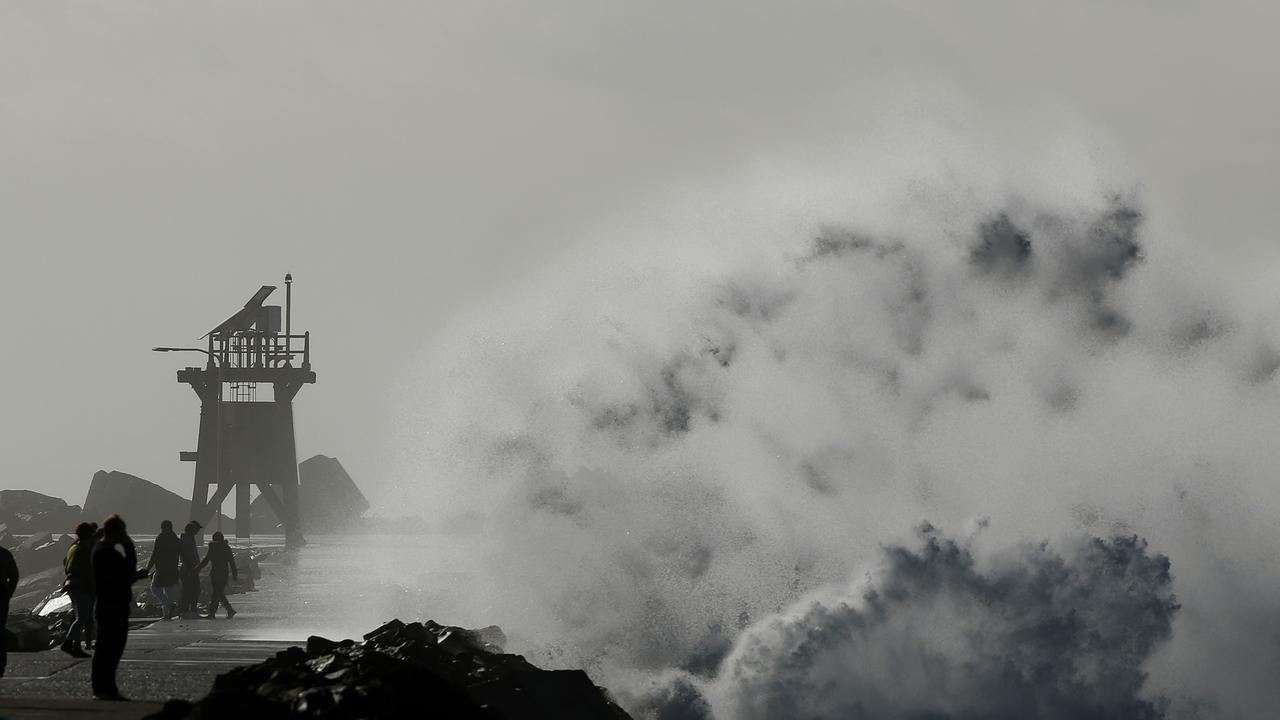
[144,619,633,720]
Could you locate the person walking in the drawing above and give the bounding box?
[196,531,238,619]
[60,522,96,658]
[0,543,18,678]
[145,520,181,620]
[90,514,147,701]
[178,521,202,618]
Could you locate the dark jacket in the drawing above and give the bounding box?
[0,546,17,600]
[196,539,238,583]
[91,533,139,605]
[146,529,181,587]
[63,540,95,593]
[179,531,200,569]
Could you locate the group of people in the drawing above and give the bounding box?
[142,519,238,621]
[0,514,239,702]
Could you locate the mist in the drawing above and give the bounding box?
[390,115,1280,718]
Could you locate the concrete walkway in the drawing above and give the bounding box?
[0,534,478,719]
[0,541,298,720]
[0,697,164,720]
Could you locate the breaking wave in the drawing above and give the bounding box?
[394,121,1280,718]
[639,528,1178,720]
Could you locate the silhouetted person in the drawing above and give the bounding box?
[178,521,202,617]
[0,544,17,678]
[90,514,147,701]
[146,520,181,620]
[197,531,238,619]
[80,522,100,649]
[60,522,96,658]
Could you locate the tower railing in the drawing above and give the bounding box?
[207,331,311,371]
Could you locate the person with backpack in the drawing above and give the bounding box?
[60,522,96,657]
[196,531,238,619]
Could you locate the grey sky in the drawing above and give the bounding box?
[2,1,1278,509]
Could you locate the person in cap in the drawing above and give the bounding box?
[177,521,203,618]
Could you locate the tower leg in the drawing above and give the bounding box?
[254,484,303,545]
[189,396,219,530]
[236,481,251,538]
[283,481,303,547]
[189,483,209,532]
[199,484,234,532]
[276,396,305,548]
[186,370,223,537]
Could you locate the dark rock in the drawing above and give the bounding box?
[32,587,77,647]
[3,612,52,652]
[9,565,65,612]
[82,470,231,531]
[436,627,488,656]
[15,532,52,553]
[474,625,508,650]
[305,635,343,655]
[147,618,632,720]
[469,669,633,720]
[291,686,342,716]
[12,532,73,575]
[155,700,195,718]
[0,490,82,535]
[250,455,370,534]
[132,593,167,620]
[361,618,406,643]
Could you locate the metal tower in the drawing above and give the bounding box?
[158,274,315,547]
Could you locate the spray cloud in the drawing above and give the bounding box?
[393,116,1280,718]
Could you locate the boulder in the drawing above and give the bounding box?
[12,532,72,575]
[250,455,370,534]
[16,531,53,553]
[3,612,53,652]
[32,589,76,647]
[9,565,66,611]
[468,670,630,720]
[0,489,82,535]
[143,619,633,720]
[82,470,231,532]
